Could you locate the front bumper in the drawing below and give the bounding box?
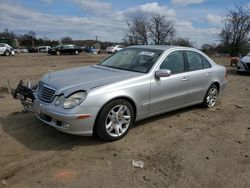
[7,80,99,136]
[31,99,99,136]
[11,50,15,56]
[237,62,250,72]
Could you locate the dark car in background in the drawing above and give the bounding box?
[48,44,81,55]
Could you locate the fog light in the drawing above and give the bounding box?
[61,122,70,128]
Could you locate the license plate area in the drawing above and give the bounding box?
[33,100,41,115]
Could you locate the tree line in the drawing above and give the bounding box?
[124,14,193,47]
[0,30,119,50]
[125,4,250,56]
[0,3,249,55]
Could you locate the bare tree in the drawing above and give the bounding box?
[149,14,175,45]
[170,37,193,47]
[0,28,16,39]
[126,16,150,45]
[61,36,73,44]
[219,5,250,56]
[27,31,36,39]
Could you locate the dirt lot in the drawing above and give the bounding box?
[0,53,250,188]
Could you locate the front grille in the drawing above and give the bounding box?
[246,63,250,70]
[38,82,56,103]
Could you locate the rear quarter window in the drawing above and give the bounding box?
[186,51,203,71]
[201,55,212,69]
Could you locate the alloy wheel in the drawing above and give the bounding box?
[105,105,131,137]
[206,87,218,107]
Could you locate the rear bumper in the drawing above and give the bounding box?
[220,80,227,93]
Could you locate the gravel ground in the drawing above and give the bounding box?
[0,53,250,188]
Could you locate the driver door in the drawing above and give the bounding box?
[150,50,189,114]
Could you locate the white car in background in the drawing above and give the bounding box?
[38,46,51,53]
[0,43,15,56]
[14,47,29,53]
[106,45,124,53]
[237,52,250,73]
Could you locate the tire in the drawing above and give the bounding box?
[4,50,10,56]
[203,84,219,108]
[95,99,135,141]
[56,51,60,55]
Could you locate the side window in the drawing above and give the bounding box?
[201,55,211,69]
[0,44,4,47]
[160,51,185,74]
[186,51,203,71]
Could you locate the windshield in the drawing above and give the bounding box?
[55,45,63,48]
[247,52,250,56]
[100,48,163,73]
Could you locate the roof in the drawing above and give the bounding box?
[127,45,194,51]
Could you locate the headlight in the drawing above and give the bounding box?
[238,60,244,65]
[63,91,87,109]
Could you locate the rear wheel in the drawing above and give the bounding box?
[56,51,60,55]
[95,99,134,141]
[203,84,219,108]
[4,50,10,56]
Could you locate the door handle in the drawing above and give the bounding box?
[182,77,189,81]
[206,72,212,76]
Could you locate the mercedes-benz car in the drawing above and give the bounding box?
[8,45,227,141]
[237,52,250,73]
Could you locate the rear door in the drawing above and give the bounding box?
[60,45,69,54]
[150,50,189,114]
[184,51,213,103]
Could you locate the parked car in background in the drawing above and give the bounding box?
[106,45,124,53]
[28,48,38,53]
[85,46,100,54]
[0,43,15,56]
[237,52,250,73]
[9,45,227,141]
[14,47,29,53]
[48,44,81,55]
[38,46,51,53]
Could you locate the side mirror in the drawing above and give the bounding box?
[155,69,171,78]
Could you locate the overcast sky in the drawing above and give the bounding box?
[0,0,249,48]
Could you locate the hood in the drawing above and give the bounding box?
[40,65,142,96]
[242,56,250,63]
[49,47,57,51]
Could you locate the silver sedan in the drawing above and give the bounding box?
[9,45,228,141]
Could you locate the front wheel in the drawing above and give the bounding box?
[203,84,219,108]
[56,51,60,55]
[95,99,134,141]
[4,50,10,56]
